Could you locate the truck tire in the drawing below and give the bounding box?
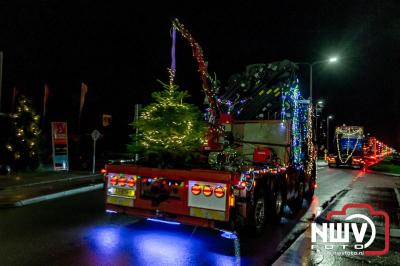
[250,190,266,234]
[267,179,284,223]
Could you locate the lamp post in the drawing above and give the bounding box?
[327,115,334,153]
[295,57,338,142]
[315,100,324,143]
[296,57,337,103]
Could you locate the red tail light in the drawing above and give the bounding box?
[127,178,135,187]
[191,184,202,195]
[214,186,225,198]
[110,176,118,186]
[203,185,213,197]
[118,177,127,186]
[101,168,107,174]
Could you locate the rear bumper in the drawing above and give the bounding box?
[105,203,226,228]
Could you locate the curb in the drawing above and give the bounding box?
[1,173,102,190]
[366,170,400,177]
[314,188,400,239]
[272,188,349,265]
[10,183,103,207]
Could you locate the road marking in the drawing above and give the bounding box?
[15,183,103,206]
[4,174,102,190]
[395,188,400,209]
[234,237,241,266]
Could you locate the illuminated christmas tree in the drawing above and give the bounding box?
[5,95,42,170]
[129,80,207,165]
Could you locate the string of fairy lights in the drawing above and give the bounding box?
[172,18,219,124]
[305,104,315,176]
[134,80,207,152]
[5,96,41,165]
[133,19,315,168]
[289,83,301,164]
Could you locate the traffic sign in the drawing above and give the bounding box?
[91,129,101,141]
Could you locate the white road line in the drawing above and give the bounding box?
[234,237,241,266]
[5,174,101,189]
[395,188,400,209]
[15,183,103,206]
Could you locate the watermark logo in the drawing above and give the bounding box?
[311,203,389,256]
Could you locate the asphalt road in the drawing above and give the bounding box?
[0,167,370,266]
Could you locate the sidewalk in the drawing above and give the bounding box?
[0,170,103,207]
[274,171,400,265]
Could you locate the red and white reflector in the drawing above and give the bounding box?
[214,186,225,198]
[191,184,202,195]
[203,185,213,197]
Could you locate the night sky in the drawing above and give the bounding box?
[1,1,399,150]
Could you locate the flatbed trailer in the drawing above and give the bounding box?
[104,120,316,233]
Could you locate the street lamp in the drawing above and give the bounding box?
[296,57,338,143]
[296,56,338,102]
[329,57,338,63]
[327,115,334,153]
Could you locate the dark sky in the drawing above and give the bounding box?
[1,1,399,150]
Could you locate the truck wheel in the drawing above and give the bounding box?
[306,176,316,201]
[267,180,284,223]
[250,190,266,234]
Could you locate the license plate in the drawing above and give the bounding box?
[107,195,134,207]
[114,188,135,197]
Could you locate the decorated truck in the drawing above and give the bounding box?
[103,19,316,233]
[328,125,365,169]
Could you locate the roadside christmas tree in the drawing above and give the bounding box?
[128,79,207,167]
[5,95,42,170]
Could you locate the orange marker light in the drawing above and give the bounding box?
[118,177,127,186]
[214,186,225,198]
[110,176,118,186]
[191,184,202,195]
[127,178,135,187]
[203,185,213,197]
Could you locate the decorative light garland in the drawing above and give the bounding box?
[289,84,301,164]
[305,104,315,177]
[335,127,363,163]
[172,18,219,124]
[5,96,41,166]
